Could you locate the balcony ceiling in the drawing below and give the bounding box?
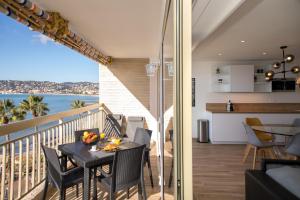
[32,0,164,59]
[193,0,300,61]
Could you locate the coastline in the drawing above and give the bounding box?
[0,92,99,97]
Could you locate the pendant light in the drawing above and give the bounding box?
[265,46,299,81]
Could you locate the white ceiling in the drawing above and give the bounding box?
[32,0,164,58]
[192,0,246,51]
[193,0,300,61]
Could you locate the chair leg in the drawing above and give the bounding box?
[261,149,265,159]
[146,158,154,188]
[168,158,173,188]
[59,188,66,200]
[137,183,143,200]
[41,176,48,200]
[109,190,115,200]
[142,181,147,200]
[252,147,258,169]
[242,144,252,163]
[127,188,130,199]
[267,148,276,159]
[76,184,79,197]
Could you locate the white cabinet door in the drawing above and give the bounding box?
[230,65,254,92]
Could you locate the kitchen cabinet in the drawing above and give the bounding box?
[230,65,254,92]
[211,65,254,92]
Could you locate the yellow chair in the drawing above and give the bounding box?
[242,118,273,163]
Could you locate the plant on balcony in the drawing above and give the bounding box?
[71,100,86,109]
[20,95,49,117]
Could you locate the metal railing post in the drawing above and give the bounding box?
[88,111,92,128]
[59,119,63,145]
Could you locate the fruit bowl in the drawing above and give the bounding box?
[82,139,99,146]
[82,131,99,145]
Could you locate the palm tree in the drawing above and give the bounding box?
[71,100,86,109]
[0,99,26,142]
[0,99,26,126]
[20,95,49,117]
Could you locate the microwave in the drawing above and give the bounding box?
[272,79,296,92]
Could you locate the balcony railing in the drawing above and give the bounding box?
[0,103,112,200]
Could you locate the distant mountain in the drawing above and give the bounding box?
[0,80,99,95]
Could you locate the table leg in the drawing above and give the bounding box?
[138,183,142,200]
[61,155,67,171]
[93,168,97,200]
[83,167,90,200]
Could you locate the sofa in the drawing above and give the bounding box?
[245,159,300,200]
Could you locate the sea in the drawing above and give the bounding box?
[0,94,99,143]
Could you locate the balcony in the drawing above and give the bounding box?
[0,103,174,199]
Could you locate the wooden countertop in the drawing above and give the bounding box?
[206,103,300,113]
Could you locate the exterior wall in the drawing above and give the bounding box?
[99,58,174,141]
[99,58,159,140]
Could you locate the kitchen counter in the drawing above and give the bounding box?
[205,103,300,144]
[206,103,300,113]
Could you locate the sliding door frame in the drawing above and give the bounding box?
[160,0,192,199]
[173,0,193,199]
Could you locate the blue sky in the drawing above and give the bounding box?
[0,14,99,83]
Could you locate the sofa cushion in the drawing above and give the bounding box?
[266,166,300,198]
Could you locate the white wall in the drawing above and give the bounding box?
[192,59,300,138]
[99,61,158,142]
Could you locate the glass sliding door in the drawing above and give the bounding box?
[159,0,174,199]
[172,0,193,198]
[158,0,192,199]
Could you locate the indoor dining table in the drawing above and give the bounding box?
[58,140,139,200]
[251,125,300,137]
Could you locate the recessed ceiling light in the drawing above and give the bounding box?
[262,52,267,55]
[218,53,222,56]
[241,40,245,43]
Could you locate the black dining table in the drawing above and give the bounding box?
[58,140,140,200]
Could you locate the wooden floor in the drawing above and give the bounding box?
[192,140,255,200]
[32,140,257,200]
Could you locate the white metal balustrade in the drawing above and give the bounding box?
[0,103,112,200]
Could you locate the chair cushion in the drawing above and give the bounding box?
[266,166,300,198]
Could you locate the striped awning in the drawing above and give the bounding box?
[0,0,112,65]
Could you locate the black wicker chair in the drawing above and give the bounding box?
[103,114,122,138]
[41,145,84,200]
[134,127,154,188]
[98,145,147,200]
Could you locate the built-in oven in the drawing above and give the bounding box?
[272,79,296,92]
